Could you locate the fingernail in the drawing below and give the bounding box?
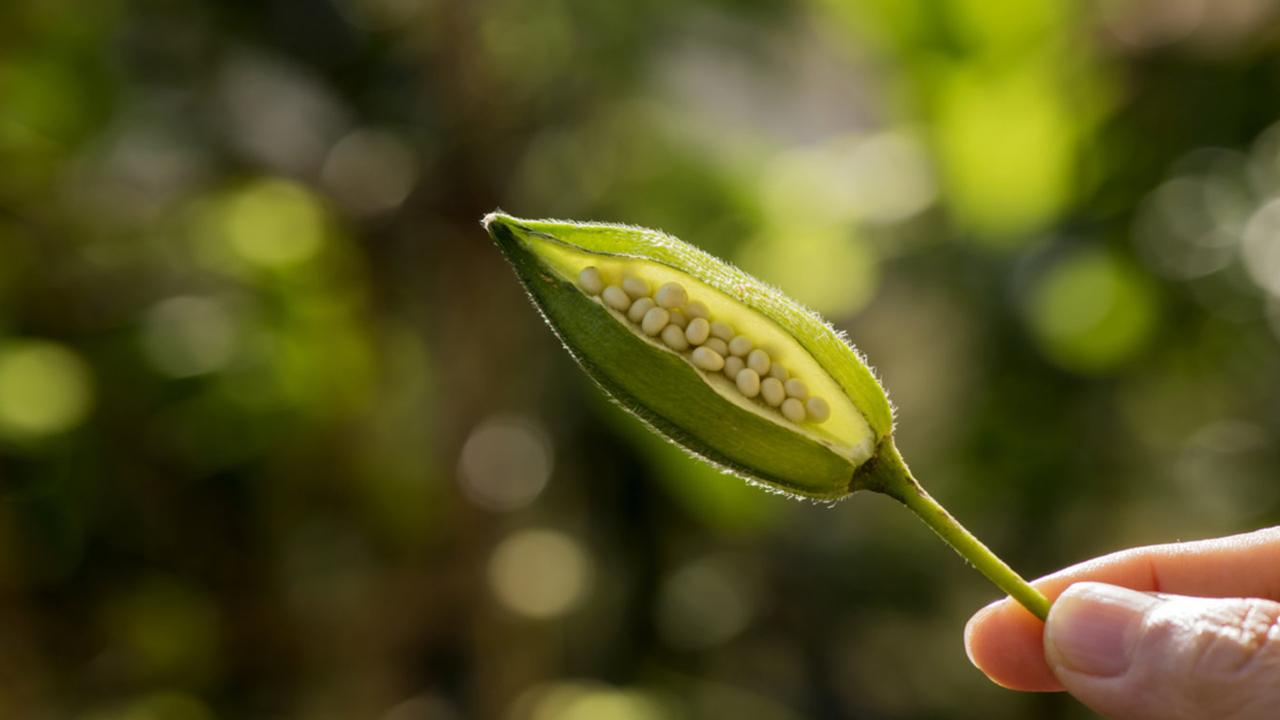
[1044,582,1159,677]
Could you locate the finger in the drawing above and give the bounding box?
[965,526,1280,691]
[1046,582,1280,720]
[965,597,1062,690]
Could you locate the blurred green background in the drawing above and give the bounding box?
[2,0,1280,718]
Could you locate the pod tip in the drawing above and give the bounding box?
[481,209,514,232]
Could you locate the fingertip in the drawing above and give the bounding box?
[963,598,1000,667]
[964,597,1065,692]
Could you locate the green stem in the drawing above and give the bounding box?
[855,439,1051,621]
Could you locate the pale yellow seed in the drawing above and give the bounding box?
[781,397,806,423]
[805,397,830,423]
[602,285,630,311]
[709,321,734,341]
[690,347,725,371]
[735,368,761,398]
[784,378,809,400]
[655,282,688,309]
[627,297,656,323]
[769,364,789,381]
[641,307,669,336]
[622,274,650,299]
[761,377,786,407]
[728,335,752,357]
[661,324,689,351]
[578,266,604,295]
[685,301,709,319]
[704,338,728,356]
[723,355,745,379]
[685,317,710,345]
[667,308,689,329]
[746,348,770,376]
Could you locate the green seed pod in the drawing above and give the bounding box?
[484,211,891,501]
[484,211,1054,621]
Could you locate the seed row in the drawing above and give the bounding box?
[578,267,831,424]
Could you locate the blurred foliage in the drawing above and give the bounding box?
[2,0,1280,718]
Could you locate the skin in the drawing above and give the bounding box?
[965,526,1280,720]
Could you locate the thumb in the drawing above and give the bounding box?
[1044,582,1280,720]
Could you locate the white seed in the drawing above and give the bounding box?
[667,308,689,329]
[769,364,789,381]
[781,397,807,423]
[661,324,689,351]
[723,355,745,379]
[709,321,735,341]
[761,377,786,407]
[704,338,728,356]
[622,274,650,299]
[603,285,631,311]
[806,397,830,423]
[784,378,809,400]
[578,266,604,295]
[627,297,655,323]
[685,317,710,345]
[641,307,669,336]
[685,301,709,319]
[691,347,725,371]
[655,282,688,309]
[728,335,752,357]
[735,368,761,398]
[746,348,771,376]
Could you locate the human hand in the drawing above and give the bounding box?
[964,527,1280,720]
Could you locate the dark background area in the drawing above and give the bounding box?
[2,0,1280,718]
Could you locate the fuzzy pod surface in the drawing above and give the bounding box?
[484,211,896,501]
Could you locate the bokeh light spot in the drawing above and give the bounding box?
[1242,198,1280,297]
[738,225,879,318]
[844,131,937,224]
[510,682,666,720]
[551,690,665,720]
[656,556,754,650]
[222,179,326,268]
[217,53,348,176]
[458,415,553,511]
[0,340,93,439]
[1135,176,1240,280]
[488,529,590,620]
[142,296,238,378]
[321,128,418,216]
[1028,250,1160,373]
[934,64,1074,242]
[759,132,935,228]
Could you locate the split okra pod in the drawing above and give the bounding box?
[483,211,1051,621]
